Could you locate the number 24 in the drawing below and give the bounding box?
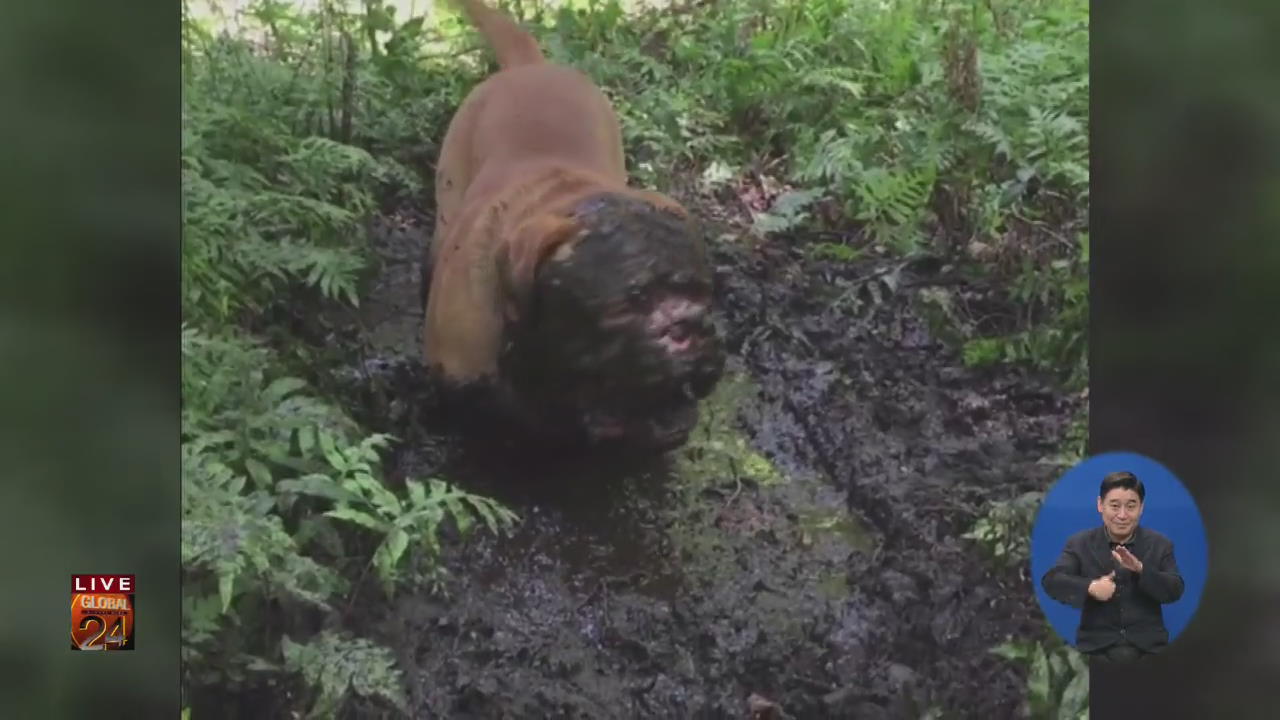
[79,616,127,648]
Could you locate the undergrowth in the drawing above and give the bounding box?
[182,1,514,716]
[544,0,1090,389]
[991,633,1090,720]
[184,0,1088,715]
[962,400,1089,717]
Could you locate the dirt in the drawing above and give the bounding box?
[318,196,1083,719]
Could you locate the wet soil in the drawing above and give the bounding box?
[325,198,1083,719]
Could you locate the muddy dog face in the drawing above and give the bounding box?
[498,192,725,450]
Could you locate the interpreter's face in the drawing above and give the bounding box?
[1097,488,1143,539]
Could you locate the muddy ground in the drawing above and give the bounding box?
[314,192,1083,719]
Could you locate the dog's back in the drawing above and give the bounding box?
[434,0,626,225]
[450,0,544,69]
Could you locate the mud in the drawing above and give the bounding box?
[321,200,1083,718]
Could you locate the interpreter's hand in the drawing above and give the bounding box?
[1112,546,1144,573]
[1088,571,1117,601]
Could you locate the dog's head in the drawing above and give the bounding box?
[495,191,725,450]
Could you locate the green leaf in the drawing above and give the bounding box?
[380,528,410,570]
[406,479,427,508]
[349,472,401,515]
[277,474,364,505]
[444,495,474,535]
[1047,649,1068,688]
[1028,641,1051,709]
[989,640,1027,662]
[1058,663,1090,719]
[218,572,235,613]
[325,507,389,533]
[1065,645,1088,675]
[295,425,315,456]
[318,431,346,472]
[244,458,273,488]
[264,377,306,402]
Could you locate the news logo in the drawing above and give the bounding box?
[71,574,135,651]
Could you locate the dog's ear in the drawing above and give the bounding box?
[496,214,583,323]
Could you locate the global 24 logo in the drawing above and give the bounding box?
[71,574,135,651]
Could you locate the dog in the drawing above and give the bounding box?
[422,0,725,451]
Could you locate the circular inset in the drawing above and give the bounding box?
[1030,451,1208,662]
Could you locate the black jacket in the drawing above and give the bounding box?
[1041,525,1185,653]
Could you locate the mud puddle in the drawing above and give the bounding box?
[326,207,1083,718]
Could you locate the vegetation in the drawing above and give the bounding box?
[991,633,1090,720]
[182,1,516,715]
[182,0,1087,715]
[961,386,1088,717]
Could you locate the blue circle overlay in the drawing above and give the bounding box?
[1030,451,1208,647]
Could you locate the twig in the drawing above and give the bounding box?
[344,558,374,616]
[780,229,864,243]
[339,29,356,145]
[901,277,970,289]
[829,262,906,309]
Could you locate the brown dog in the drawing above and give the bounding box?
[423,0,724,450]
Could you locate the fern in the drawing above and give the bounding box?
[852,165,936,254]
[182,444,343,614]
[752,188,823,235]
[179,2,534,714]
[792,127,866,187]
[288,243,365,307]
[182,323,520,706]
[181,328,358,480]
[962,490,1045,568]
[281,433,522,597]
[281,632,408,718]
[182,146,371,323]
[962,233,1089,388]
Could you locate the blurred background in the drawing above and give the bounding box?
[1091,0,1280,717]
[0,0,180,717]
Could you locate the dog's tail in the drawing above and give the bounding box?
[450,0,544,69]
